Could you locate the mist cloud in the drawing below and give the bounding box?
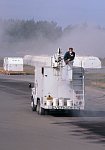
[0,22,105,58]
[60,25,105,58]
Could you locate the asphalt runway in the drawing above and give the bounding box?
[0,77,105,150]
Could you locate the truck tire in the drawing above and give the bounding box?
[36,100,40,114]
[39,107,45,115]
[31,96,36,111]
[36,101,45,115]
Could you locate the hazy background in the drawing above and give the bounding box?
[0,0,105,58]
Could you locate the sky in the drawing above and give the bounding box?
[0,0,105,28]
[0,0,105,58]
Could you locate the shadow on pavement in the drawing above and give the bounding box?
[51,110,105,144]
[49,110,105,117]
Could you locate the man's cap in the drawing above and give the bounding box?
[69,47,73,50]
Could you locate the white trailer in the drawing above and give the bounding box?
[31,49,85,115]
[4,57,23,71]
[73,56,101,69]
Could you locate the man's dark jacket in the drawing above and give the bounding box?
[64,51,75,61]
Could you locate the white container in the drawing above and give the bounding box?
[4,57,23,71]
[67,100,73,107]
[53,98,58,106]
[47,100,52,106]
[59,98,64,106]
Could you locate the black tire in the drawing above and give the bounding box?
[31,97,36,111]
[36,101,45,115]
[36,102,40,114]
[39,107,45,115]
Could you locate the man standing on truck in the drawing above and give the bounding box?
[64,47,75,65]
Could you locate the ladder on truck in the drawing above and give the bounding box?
[72,67,85,109]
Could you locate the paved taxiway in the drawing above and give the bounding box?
[0,76,105,150]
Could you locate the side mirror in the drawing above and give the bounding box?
[29,83,32,88]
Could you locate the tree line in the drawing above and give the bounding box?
[1,19,104,43]
[0,19,63,42]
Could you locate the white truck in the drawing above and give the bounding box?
[31,49,85,115]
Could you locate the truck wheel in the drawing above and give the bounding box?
[32,101,36,111]
[31,97,36,111]
[36,102,45,115]
[39,107,45,115]
[36,101,40,114]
